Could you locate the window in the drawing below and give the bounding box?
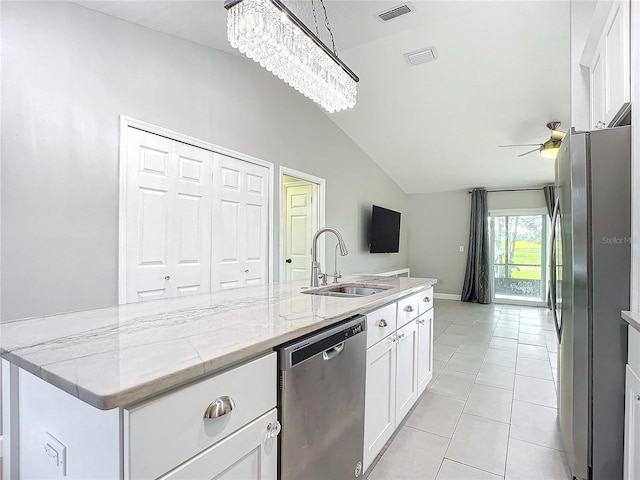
[491,211,548,304]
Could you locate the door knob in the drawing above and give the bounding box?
[285,258,292,264]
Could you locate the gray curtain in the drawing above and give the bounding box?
[461,188,491,304]
[543,185,556,309]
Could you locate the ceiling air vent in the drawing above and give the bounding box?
[404,46,439,66]
[376,2,414,22]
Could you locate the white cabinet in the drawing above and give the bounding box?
[161,409,278,480]
[586,0,630,128]
[363,333,397,470]
[624,365,640,480]
[363,287,434,472]
[395,320,418,423]
[11,356,275,480]
[126,353,277,479]
[365,303,397,348]
[417,308,434,395]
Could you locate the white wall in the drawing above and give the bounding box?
[570,0,597,131]
[0,1,409,321]
[408,189,548,296]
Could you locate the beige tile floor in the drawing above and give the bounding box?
[367,299,570,480]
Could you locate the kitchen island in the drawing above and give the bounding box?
[1,275,436,479]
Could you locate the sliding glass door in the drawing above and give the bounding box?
[491,212,548,304]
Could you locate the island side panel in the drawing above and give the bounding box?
[17,367,120,478]
[2,360,19,480]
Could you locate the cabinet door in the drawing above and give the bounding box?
[363,335,396,471]
[624,366,640,480]
[162,409,278,480]
[416,310,434,395]
[395,321,418,424]
[603,0,630,125]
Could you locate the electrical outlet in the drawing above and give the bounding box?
[438,278,444,285]
[459,245,465,252]
[44,433,67,477]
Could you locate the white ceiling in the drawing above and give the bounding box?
[73,0,570,193]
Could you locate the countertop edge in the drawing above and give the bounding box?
[622,310,640,333]
[4,278,437,410]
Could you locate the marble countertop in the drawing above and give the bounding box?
[1,276,436,410]
[622,311,640,333]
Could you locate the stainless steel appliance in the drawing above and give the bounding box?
[552,125,631,480]
[278,315,366,480]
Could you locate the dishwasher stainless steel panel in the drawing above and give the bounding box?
[278,315,367,480]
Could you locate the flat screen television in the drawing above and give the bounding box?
[369,205,401,253]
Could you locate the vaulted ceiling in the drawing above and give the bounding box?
[73,0,571,193]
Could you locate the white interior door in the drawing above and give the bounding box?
[212,154,270,289]
[284,183,315,282]
[125,128,213,302]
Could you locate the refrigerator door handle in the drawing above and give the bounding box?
[549,201,562,342]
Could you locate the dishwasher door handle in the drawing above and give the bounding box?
[322,342,345,361]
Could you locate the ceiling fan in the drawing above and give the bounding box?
[499,121,566,159]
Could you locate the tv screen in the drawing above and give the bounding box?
[369,205,401,253]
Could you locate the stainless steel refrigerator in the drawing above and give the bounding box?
[551,125,631,480]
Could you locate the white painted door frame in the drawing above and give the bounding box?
[118,116,275,305]
[278,167,325,284]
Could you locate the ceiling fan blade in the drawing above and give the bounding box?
[498,144,543,148]
[517,148,540,157]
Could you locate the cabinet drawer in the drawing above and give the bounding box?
[418,287,434,316]
[126,352,277,480]
[397,293,420,327]
[365,303,397,348]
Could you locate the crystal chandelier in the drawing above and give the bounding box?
[225,0,359,113]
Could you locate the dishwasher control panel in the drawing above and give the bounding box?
[279,315,366,369]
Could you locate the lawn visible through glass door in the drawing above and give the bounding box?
[492,214,547,302]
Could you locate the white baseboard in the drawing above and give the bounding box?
[434,293,461,301]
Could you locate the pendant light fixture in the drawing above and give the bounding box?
[225,0,359,113]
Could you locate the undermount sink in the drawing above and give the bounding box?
[301,283,394,298]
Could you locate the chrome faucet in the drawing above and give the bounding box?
[311,227,348,287]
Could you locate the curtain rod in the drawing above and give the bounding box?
[467,187,548,194]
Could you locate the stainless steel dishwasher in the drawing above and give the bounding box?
[278,315,367,480]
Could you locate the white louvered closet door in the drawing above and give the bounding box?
[125,128,213,302]
[211,153,270,290]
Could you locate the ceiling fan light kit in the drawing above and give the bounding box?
[224,0,359,113]
[499,121,566,160]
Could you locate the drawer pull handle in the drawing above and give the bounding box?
[423,296,430,302]
[404,305,414,313]
[267,420,282,438]
[388,336,396,343]
[416,318,425,325]
[204,396,235,419]
[377,319,388,328]
[398,333,406,342]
